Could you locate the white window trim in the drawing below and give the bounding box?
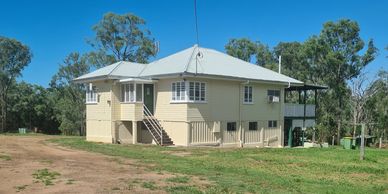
[170,81,207,103]
[171,81,186,102]
[86,84,98,104]
[121,83,144,103]
[243,85,254,104]
[268,120,278,128]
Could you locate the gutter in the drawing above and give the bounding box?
[142,72,303,86]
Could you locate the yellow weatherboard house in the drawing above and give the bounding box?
[74,44,316,147]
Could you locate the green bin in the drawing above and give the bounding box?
[343,137,353,149]
[340,138,345,146]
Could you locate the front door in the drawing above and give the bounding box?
[143,84,154,115]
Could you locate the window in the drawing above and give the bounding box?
[268,120,277,128]
[86,84,97,103]
[172,81,206,102]
[227,122,237,131]
[200,82,205,101]
[188,81,206,102]
[267,90,280,98]
[171,81,186,101]
[243,86,253,103]
[249,122,258,131]
[136,84,143,102]
[121,83,143,103]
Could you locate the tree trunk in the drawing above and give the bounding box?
[360,124,365,160]
[0,97,6,133]
[353,108,357,138]
[337,119,341,145]
[337,93,343,145]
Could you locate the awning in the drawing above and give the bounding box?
[285,84,328,91]
[118,78,157,83]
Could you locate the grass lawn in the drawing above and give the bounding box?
[50,137,388,194]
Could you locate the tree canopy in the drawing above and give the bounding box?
[0,37,32,132]
[50,53,90,135]
[224,19,379,143]
[88,12,158,67]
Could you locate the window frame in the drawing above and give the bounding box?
[171,81,186,102]
[171,81,207,103]
[226,122,237,131]
[86,85,98,104]
[121,83,143,103]
[249,121,258,131]
[267,90,281,98]
[268,120,278,128]
[243,85,253,104]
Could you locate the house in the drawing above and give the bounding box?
[74,44,312,147]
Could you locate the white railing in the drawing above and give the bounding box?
[284,103,315,117]
[142,104,163,145]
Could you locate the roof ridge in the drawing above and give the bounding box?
[183,45,198,73]
[138,62,149,77]
[107,61,123,77]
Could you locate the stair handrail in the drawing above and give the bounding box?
[143,104,163,145]
[143,105,162,145]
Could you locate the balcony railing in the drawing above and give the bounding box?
[284,103,315,117]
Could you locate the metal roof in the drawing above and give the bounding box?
[73,61,147,82]
[74,45,303,85]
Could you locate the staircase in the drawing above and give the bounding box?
[142,104,174,146]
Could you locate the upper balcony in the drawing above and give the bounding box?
[284,84,327,118]
[284,103,315,118]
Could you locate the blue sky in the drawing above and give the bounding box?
[1,0,387,87]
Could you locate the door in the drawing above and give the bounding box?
[143,84,154,115]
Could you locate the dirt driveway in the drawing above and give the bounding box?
[0,136,176,194]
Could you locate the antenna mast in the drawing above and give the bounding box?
[194,0,200,46]
[278,55,282,74]
[194,0,200,75]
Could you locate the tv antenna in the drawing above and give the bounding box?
[194,0,200,46]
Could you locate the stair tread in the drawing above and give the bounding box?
[142,117,174,146]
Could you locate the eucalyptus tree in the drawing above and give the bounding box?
[365,70,388,140]
[273,42,311,82]
[51,52,90,135]
[311,19,377,144]
[225,38,258,62]
[225,38,275,69]
[0,37,32,132]
[88,12,158,67]
[7,82,59,133]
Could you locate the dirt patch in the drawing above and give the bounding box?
[0,135,208,194]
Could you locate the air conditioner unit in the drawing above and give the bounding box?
[268,95,280,103]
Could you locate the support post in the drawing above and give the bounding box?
[312,127,316,143]
[260,127,264,147]
[360,124,365,160]
[132,121,138,144]
[379,137,382,149]
[288,127,293,147]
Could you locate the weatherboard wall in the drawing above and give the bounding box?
[86,80,113,143]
